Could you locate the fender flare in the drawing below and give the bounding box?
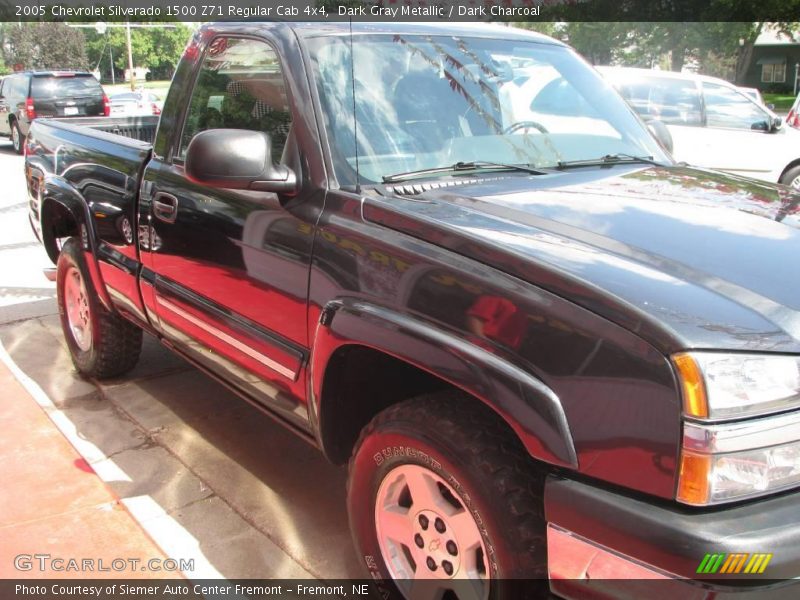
[310,298,578,469]
[40,177,114,311]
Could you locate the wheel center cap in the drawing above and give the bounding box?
[414,509,460,578]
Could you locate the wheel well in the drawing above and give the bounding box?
[779,159,800,184]
[41,199,79,264]
[318,344,522,465]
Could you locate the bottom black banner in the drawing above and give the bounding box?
[2,578,800,600]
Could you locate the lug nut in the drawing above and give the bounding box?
[446,540,458,556]
[426,557,437,571]
[414,534,424,548]
[419,515,429,530]
[442,560,454,575]
[434,517,446,533]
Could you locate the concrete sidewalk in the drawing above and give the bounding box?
[0,359,172,579]
[0,314,356,582]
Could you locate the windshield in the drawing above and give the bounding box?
[307,33,669,185]
[31,75,103,99]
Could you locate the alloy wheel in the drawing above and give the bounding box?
[64,266,92,352]
[375,464,489,600]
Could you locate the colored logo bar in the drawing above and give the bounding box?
[697,553,773,574]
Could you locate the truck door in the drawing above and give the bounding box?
[139,33,321,428]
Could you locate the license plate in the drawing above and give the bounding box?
[64,106,79,116]
[112,106,125,114]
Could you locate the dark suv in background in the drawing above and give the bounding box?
[0,70,109,154]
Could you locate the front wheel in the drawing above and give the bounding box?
[347,392,548,600]
[57,237,142,378]
[780,165,800,190]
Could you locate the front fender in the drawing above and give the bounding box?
[311,298,578,469]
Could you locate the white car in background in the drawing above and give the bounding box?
[108,91,163,117]
[498,64,619,137]
[599,66,800,188]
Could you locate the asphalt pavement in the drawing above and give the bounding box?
[0,140,362,581]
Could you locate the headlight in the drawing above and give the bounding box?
[673,352,800,505]
[674,352,800,420]
[679,413,800,504]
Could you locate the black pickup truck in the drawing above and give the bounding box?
[25,21,800,599]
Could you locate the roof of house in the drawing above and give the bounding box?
[755,25,800,46]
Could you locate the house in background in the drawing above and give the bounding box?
[124,66,151,83]
[742,26,800,94]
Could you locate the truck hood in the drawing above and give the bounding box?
[369,165,800,353]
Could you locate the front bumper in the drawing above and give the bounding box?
[545,476,800,598]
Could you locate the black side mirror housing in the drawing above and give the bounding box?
[185,129,297,195]
[646,119,673,154]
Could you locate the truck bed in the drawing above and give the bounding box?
[43,115,159,144]
[25,116,155,274]
[27,117,154,178]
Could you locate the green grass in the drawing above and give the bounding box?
[763,93,797,110]
[102,80,172,100]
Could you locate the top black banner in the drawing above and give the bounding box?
[1,0,799,23]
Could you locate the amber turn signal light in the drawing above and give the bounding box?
[673,353,708,419]
[677,451,711,505]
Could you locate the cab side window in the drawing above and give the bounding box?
[703,83,770,131]
[178,37,292,161]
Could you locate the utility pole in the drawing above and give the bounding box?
[795,63,799,96]
[126,21,135,91]
[70,22,180,88]
[109,47,115,85]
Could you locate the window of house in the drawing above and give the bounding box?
[762,62,787,83]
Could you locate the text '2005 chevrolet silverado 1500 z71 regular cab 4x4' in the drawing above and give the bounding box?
[24,21,800,599]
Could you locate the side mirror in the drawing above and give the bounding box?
[646,119,673,154]
[771,116,783,132]
[185,129,297,195]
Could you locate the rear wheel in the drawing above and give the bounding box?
[10,120,24,155]
[348,392,548,600]
[57,238,142,378]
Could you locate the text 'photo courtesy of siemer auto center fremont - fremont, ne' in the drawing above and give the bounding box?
[2,2,800,600]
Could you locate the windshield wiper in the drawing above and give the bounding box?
[382,161,550,184]
[555,153,666,170]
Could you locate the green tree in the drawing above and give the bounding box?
[2,23,88,71]
[85,24,194,82]
[512,20,800,84]
[512,23,650,66]
[506,22,560,38]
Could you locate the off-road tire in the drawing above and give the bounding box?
[57,237,142,378]
[348,391,548,600]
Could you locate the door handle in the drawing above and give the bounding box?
[152,192,178,224]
